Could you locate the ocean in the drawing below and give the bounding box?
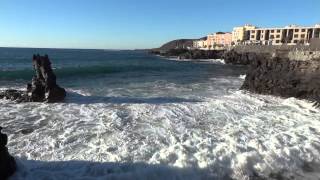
[1,47,320,180]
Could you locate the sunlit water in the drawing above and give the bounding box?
[0,48,320,180]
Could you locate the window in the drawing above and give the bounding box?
[277,30,281,33]
[295,29,299,32]
[301,29,306,32]
[276,40,280,43]
[293,40,298,43]
[251,35,255,38]
[270,35,274,39]
[294,34,299,38]
[276,35,280,38]
[301,34,305,38]
[271,30,275,33]
[251,30,255,33]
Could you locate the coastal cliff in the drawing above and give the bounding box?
[241,56,320,103]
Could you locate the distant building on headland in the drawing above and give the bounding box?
[192,24,320,50]
[207,32,232,48]
[193,32,232,50]
[193,38,208,49]
[233,24,320,46]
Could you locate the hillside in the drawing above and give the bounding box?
[155,37,206,51]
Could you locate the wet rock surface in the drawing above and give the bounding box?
[241,56,320,103]
[0,127,16,180]
[0,54,66,103]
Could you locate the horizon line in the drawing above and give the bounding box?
[0,46,152,51]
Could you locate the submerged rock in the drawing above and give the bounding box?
[241,56,320,103]
[0,127,16,179]
[0,54,66,103]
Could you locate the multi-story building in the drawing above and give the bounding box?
[193,39,208,49]
[207,32,232,48]
[248,24,320,45]
[232,24,257,44]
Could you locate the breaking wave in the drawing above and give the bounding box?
[1,48,320,179]
[2,89,320,180]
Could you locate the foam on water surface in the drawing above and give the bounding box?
[2,85,320,179]
[1,49,320,179]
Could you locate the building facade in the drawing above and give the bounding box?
[232,24,257,44]
[207,32,232,48]
[248,24,320,45]
[193,39,208,49]
[194,24,320,49]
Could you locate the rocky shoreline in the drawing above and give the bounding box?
[150,49,225,60]
[151,47,320,103]
[241,55,320,103]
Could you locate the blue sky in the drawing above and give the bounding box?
[0,0,319,49]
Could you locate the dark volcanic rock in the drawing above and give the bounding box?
[0,54,66,103]
[0,127,16,179]
[178,49,225,60]
[223,50,271,65]
[0,89,29,102]
[241,56,320,103]
[151,49,225,60]
[30,54,66,102]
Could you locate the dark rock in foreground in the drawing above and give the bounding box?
[0,127,16,180]
[241,56,320,103]
[0,54,66,103]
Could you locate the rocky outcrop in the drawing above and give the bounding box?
[151,49,225,60]
[0,127,16,179]
[241,56,320,103]
[177,49,224,60]
[0,54,66,103]
[223,50,271,65]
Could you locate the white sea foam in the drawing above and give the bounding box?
[239,74,246,79]
[198,59,225,64]
[1,77,320,180]
[164,58,226,64]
